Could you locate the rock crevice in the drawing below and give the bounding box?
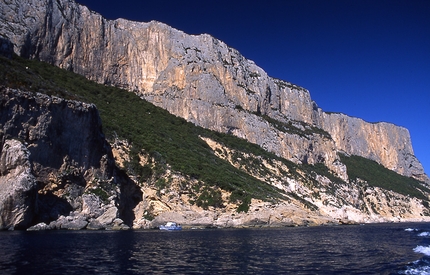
[1,0,425,181]
[0,88,140,230]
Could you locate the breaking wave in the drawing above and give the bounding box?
[401,259,430,275]
[414,246,430,256]
[400,228,430,274]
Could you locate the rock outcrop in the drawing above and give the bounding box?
[0,0,427,183]
[1,67,430,230]
[0,87,141,230]
[0,139,37,230]
[0,0,428,181]
[1,0,429,229]
[317,112,427,181]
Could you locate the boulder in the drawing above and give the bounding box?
[81,194,104,218]
[27,222,50,231]
[95,207,118,226]
[110,218,130,230]
[86,219,104,230]
[0,139,37,230]
[53,215,88,230]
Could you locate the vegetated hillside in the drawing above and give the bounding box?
[340,154,430,201]
[2,0,427,184]
[0,54,286,208]
[1,54,430,224]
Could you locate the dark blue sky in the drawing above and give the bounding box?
[77,0,430,174]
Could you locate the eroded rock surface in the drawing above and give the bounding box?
[0,0,427,183]
[0,88,141,230]
[0,0,429,230]
[0,139,37,230]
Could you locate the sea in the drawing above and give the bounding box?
[1,223,430,274]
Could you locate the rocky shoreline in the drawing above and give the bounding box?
[1,0,429,231]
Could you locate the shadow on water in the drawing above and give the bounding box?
[0,223,428,274]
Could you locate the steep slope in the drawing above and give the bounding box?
[0,87,140,230]
[2,54,430,228]
[1,0,427,183]
[0,57,336,228]
[2,0,430,229]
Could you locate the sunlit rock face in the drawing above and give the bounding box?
[1,0,427,183]
[315,112,427,181]
[0,139,37,230]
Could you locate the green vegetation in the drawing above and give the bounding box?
[188,182,224,210]
[2,54,427,213]
[123,145,153,183]
[273,78,307,92]
[85,179,116,204]
[86,187,110,203]
[0,55,285,210]
[229,189,252,212]
[287,192,319,211]
[340,154,430,201]
[249,72,260,78]
[303,162,345,186]
[261,115,331,139]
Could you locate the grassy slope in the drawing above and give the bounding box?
[339,154,429,201]
[1,55,427,208]
[0,55,286,206]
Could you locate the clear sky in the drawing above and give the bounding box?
[76,0,429,175]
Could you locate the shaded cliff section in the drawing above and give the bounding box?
[0,88,141,230]
[0,0,427,183]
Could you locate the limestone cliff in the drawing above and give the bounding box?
[1,57,430,229]
[317,112,427,182]
[0,139,36,229]
[0,0,427,183]
[1,0,430,229]
[0,87,139,230]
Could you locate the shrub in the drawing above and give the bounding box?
[340,154,429,201]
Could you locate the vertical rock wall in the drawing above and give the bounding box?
[0,88,140,230]
[0,139,37,230]
[317,112,427,181]
[0,0,427,182]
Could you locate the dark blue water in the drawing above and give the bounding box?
[1,223,430,274]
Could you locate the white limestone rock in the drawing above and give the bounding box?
[0,139,37,230]
[1,0,426,182]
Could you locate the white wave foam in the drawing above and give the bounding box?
[404,265,430,275]
[419,232,430,237]
[413,246,430,256]
[406,228,419,232]
[403,260,430,275]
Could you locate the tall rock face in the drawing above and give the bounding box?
[0,88,140,230]
[317,112,427,182]
[0,89,111,175]
[0,0,427,182]
[0,139,37,229]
